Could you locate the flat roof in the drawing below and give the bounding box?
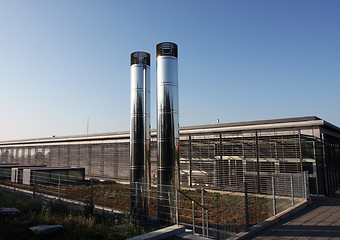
[0,116,339,145]
[180,116,321,130]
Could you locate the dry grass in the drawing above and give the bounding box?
[0,191,151,240]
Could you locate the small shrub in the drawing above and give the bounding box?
[0,192,150,240]
[335,189,340,196]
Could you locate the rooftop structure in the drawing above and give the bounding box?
[0,116,339,196]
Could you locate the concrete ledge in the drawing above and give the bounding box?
[230,199,311,240]
[176,229,209,239]
[127,225,185,240]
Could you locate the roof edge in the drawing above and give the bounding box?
[180,116,321,130]
[2,116,339,145]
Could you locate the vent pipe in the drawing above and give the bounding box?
[156,42,179,224]
[130,51,151,217]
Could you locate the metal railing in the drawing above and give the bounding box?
[177,188,209,237]
[0,170,308,239]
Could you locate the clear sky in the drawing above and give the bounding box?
[0,0,339,141]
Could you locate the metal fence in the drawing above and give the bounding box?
[0,170,307,239]
[0,130,312,183]
[1,127,339,196]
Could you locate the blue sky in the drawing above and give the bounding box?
[0,0,339,141]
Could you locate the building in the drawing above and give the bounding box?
[0,116,339,196]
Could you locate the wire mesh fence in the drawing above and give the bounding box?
[0,169,307,239]
[0,126,339,197]
[1,128,337,197]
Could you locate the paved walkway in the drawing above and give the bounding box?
[249,197,340,240]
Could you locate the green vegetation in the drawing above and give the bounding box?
[336,189,340,196]
[0,192,150,240]
[0,179,299,235]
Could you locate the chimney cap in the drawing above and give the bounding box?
[157,42,178,58]
[130,51,150,66]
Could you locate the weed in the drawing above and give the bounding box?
[0,192,150,239]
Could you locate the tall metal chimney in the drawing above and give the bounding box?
[130,51,151,218]
[156,42,179,224]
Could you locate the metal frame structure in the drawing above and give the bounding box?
[0,116,339,196]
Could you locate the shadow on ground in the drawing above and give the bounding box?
[249,197,340,239]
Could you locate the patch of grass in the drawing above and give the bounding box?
[0,192,151,240]
[0,179,299,234]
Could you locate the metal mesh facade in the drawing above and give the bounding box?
[179,130,302,192]
[0,118,340,196]
[0,142,131,180]
[322,134,340,196]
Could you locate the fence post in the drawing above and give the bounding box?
[90,177,94,208]
[58,174,61,201]
[290,174,294,206]
[303,171,309,200]
[189,135,192,188]
[244,182,249,231]
[206,209,209,238]
[33,172,36,199]
[176,187,179,226]
[272,176,276,216]
[192,201,195,234]
[13,170,16,192]
[201,188,205,237]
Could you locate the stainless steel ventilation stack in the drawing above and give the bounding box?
[130,51,151,218]
[156,42,179,224]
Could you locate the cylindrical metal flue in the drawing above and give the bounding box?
[130,51,151,218]
[156,42,179,224]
